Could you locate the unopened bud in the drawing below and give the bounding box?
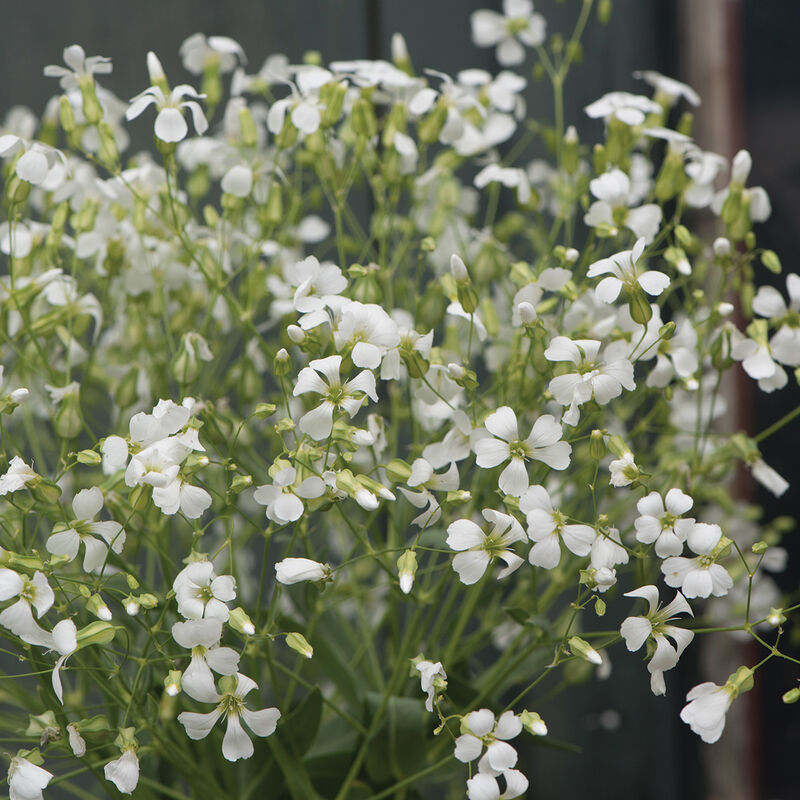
[713,237,731,257]
[87,594,112,621]
[397,550,418,594]
[285,631,314,659]
[164,670,182,696]
[782,688,800,704]
[568,635,603,665]
[519,710,548,736]
[228,607,256,636]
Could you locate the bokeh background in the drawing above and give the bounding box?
[0,1,797,797]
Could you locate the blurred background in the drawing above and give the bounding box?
[0,1,797,797]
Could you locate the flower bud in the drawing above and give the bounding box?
[731,149,752,184]
[391,32,413,74]
[568,635,603,665]
[782,688,800,704]
[76,621,116,648]
[273,348,291,377]
[275,557,330,585]
[286,324,305,344]
[589,429,606,460]
[285,631,314,659]
[124,596,140,616]
[519,710,548,736]
[87,594,112,621]
[397,550,418,594]
[164,670,182,696]
[228,607,256,636]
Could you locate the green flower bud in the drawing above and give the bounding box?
[76,621,117,648]
[75,449,102,465]
[397,550,418,594]
[761,249,782,274]
[568,636,603,665]
[164,670,182,697]
[783,688,800,704]
[320,81,348,128]
[228,607,256,636]
[351,95,378,139]
[59,95,77,135]
[519,710,548,736]
[418,98,448,144]
[589,429,606,460]
[726,666,754,697]
[286,631,314,659]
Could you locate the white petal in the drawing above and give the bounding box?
[498,458,528,497]
[299,402,334,440]
[178,708,222,740]
[637,270,670,297]
[454,733,484,763]
[468,709,496,736]
[446,519,485,551]
[484,406,519,442]
[222,713,254,761]
[452,550,489,585]
[619,616,652,651]
[242,706,281,737]
[475,438,511,468]
[154,107,188,143]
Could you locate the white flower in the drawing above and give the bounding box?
[275,557,329,585]
[680,681,734,743]
[173,561,236,622]
[474,164,531,204]
[455,709,528,799]
[67,723,86,757]
[334,301,400,369]
[446,509,526,585]
[253,467,325,524]
[0,569,54,647]
[180,34,246,75]
[43,44,112,90]
[104,749,139,795]
[126,82,208,143]
[416,659,447,712]
[620,585,694,695]
[178,673,281,761]
[471,0,546,67]
[0,456,38,496]
[584,91,661,126]
[711,149,771,224]
[7,755,53,800]
[608,451,639,487]
[520,485,595,569]
[634,489,695,557]
[292,355,378,440]
[584,171,662,242]
[634,70,700,106]
[46,487,125,573]
[474,407,571,497]
[661,523,733,599]
[587,238,669,303]
[544,337,635,425]
[172,618,240,703]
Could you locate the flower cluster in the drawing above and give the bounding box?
[0,4,796,798]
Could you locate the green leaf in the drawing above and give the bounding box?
[278,688,323,758]
[364,693,428,784]
[311,612,365,708]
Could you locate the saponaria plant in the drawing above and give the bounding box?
[0,1,798,797]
